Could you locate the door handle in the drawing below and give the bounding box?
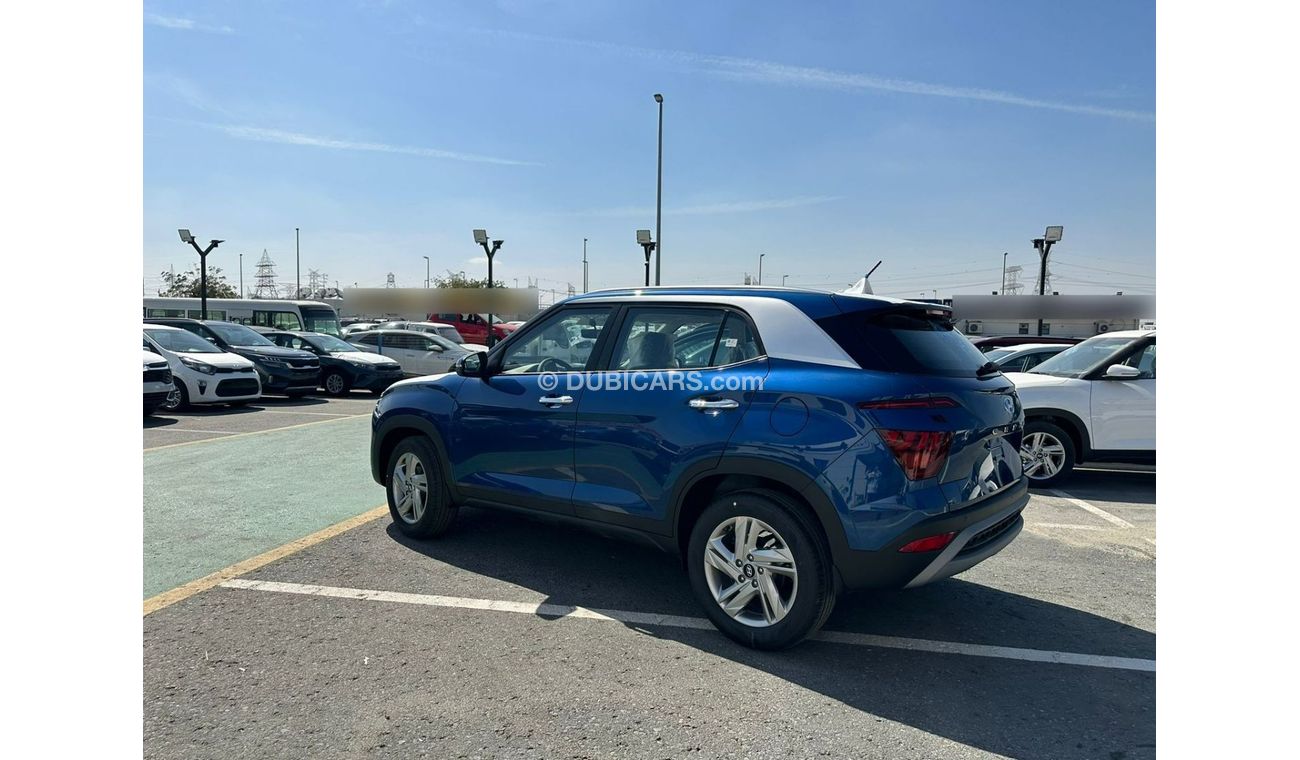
[688,397,739,411]
[538,395,574,406]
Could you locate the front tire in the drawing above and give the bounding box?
[323,370,350,396]
[686,489,836,650]
[1021,419,1077,487]
[386,437,458,538]
[161,382,188,412]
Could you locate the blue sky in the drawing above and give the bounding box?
[143,0,1155,299]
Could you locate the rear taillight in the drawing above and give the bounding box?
[859,397,959,410]
[879,429,953,479]
[898,532,956,553]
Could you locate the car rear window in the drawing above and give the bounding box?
[815,308,991,377]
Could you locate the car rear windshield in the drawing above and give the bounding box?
[815,308,991,377]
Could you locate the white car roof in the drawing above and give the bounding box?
[143,323,184,332]
[1091,329,1154,339]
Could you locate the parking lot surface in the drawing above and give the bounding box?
[144,399,1155,759]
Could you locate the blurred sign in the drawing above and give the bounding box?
[338,288,541,319]
[951,295,1155,321]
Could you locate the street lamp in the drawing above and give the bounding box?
[1001,251,1008,295]
[178,229,222,319]
[782,274,789,286]
[582,238,589,293]
[757,253,765,285]
[295,227,301,300]
[423,255,430,289]
[1032,225,1064,335]
[239,252,244,298]
[653,93,664,286]
[636,229,657,287]
[473,229,503,346]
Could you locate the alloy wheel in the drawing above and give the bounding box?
[391,452,429,523]
[325,373,345,394]
[702,516,798,627]
[1021,431,1067,480]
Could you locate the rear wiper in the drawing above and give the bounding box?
[975,361,1002,377]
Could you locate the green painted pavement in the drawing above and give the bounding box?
[144,416,384,598]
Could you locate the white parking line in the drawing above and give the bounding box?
[146,428,238,436]
[1028,523,1108,531]
[1047,489,1135,528]
[255,409,354,417]
[220,578,1156,673]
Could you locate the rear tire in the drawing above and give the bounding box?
[386,436,458,539]
[686,488,836,650]
[1021,419,1077,487]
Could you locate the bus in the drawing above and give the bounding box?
[142,298,341,335]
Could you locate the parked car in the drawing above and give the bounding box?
[144,318,319,396]
[376,321,489,353]
[142,350,174,417]
[370,288,1028,650]
[347,329,469,376]
[429,313,516,345]
[143,325,261,410]
[341,322,380,338]
[982,343,1069,373]
[969,335,1082,352]
[258,329,404,395]
[1005,330,1156,486]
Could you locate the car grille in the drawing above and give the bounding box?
[289,358,319,369]
[212,365,243,374]
[958,511,1022,556]
[144,367,172,384]
[215,378,260,397]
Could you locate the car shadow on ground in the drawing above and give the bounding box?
[143,415,180,428]
[1031,468,1156,506]
[382,502,1155,759]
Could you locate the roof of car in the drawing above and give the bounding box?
[993,343,1069,352]
[564,286,919,319]
[142,323,184,332]
[1092,329,1154,339]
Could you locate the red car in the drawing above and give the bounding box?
[429,313,517,345]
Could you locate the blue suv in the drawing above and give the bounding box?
[370,288,1028,649]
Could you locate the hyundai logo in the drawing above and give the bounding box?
[1003,396,1016,416]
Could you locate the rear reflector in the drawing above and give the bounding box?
[859,397,959,410]
[898,532,957,553]
[879,429,953,479]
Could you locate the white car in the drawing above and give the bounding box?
[341,322,380,337]
[983,343,1069,373]
[376,321,489,353]
[143,324,262,410]
[346,329,470,376]
[142,350,174,417]
[1005,330,1156,485]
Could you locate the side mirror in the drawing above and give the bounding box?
[455,351,489,377]
[1103,364,1142,379]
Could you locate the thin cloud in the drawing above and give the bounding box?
[565,195,841,218]
[213,125,541,166]
[465,28,1153,122]
[145,73,233,117]
[145,13,234,34]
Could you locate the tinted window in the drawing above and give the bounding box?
[501,308,610,373]
[205,321,275,346]
[301,307,340,335]
[1119,342,1156,379]
[816,308,990,377]
[353,333,379,346]
[145,328,222,353]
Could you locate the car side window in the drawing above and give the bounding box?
[711,313,761,366]
[1122,342,1156,379]
[500,308,611,373]
[418,335,441,352]
[611,308,728,371]
[356,334,379,346]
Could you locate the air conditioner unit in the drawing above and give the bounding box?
[966,321,983,334]
[1095,321,1112,334]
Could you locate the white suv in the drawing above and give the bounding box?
[1004,330,1155,485]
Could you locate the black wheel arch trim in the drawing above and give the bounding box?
[371,413,458,499]
[1023,407,1092,460]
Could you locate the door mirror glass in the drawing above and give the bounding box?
[1104,363,1142,379]
[456,351,488,377]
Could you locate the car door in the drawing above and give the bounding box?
[448,306,615,514]
[410,333,454,374]
[382,333,423,375]
[1089,338,1156,451]
[571,305,769,531]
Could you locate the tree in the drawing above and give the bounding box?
[157,265,239,298]
[432,270,504,289]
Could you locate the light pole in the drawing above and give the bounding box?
[1032,226,1064,335]
[582,238,589,293]
[653,93,663,286]
[636,230,657,287]
[1001,252,1008,295]
[239,253,244,298]
[782,274,789,286]
[473,229,503,346]
[178,229,222,320]
[423,255,430,288]
[757,253,765,285]
[295,227,301,300]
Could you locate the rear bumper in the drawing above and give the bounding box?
[832,479,1029,590]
